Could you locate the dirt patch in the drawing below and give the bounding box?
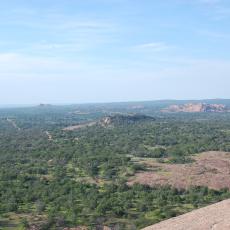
[6,118,21,131]
[45,131,53,140]
[128,151,230,190]
[62,121,97,131]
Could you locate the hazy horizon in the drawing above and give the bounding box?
[1,98,230,108]
[1,0,230,104]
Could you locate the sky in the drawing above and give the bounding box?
[0,0,230,105]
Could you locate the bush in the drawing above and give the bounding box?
[169,156,194,164]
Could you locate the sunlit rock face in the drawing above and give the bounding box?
[162,103,229,113]
[142,199,230,230]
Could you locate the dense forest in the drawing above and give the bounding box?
[1,101,230,229]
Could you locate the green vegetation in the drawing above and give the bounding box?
[1,102,230,229]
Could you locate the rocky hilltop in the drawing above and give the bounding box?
[63,114,155,131]
[99,114,155,126]
[142,199,230,230]
[162,103,228,113]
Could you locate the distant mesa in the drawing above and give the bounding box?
[130,105,145,109]
[38,103,52,107]
[162,103,229,113]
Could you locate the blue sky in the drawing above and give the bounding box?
[0,0,230,104]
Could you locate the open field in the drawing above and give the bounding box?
[128,151,230,190]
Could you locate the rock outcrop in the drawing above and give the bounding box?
[63,114,155,131]
[162,103,228,113]
[142,199,230,230]
[99,114,155,126]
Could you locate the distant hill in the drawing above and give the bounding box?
[63,114,155,131]
[38,103,53,107]
[99,114,155,126]
[162,103,229,113]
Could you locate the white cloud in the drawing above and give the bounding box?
[213,6,230,19]
[0,51,230,104]
[134,42,169,52]
[195,0,230,20]
[199,0,221,4]
[198,29,230,39]
[0,53,81,77]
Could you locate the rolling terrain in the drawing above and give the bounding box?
[0,100,230,229]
